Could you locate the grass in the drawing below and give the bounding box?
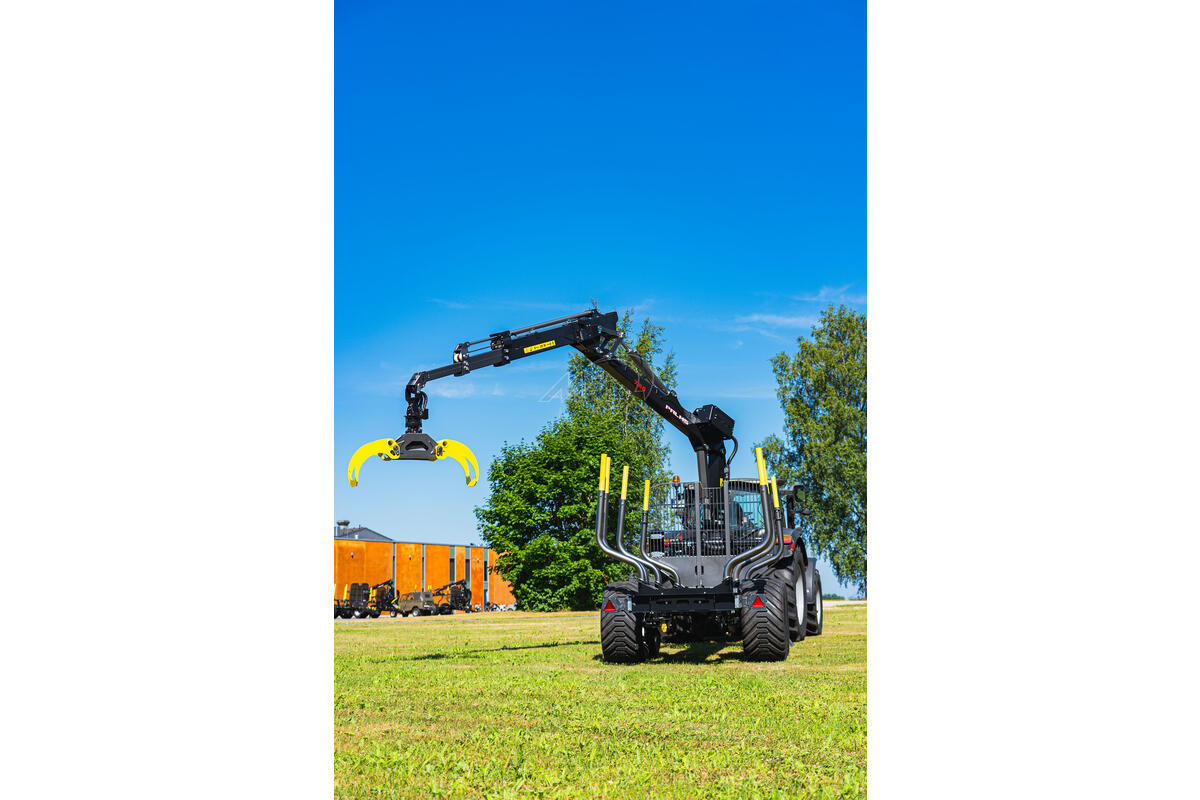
[335,604,866,800]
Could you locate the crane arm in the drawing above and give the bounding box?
[350,307,737,488]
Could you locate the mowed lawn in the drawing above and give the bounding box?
[335,604,866,800]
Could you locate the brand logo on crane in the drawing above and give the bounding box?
[664,404,689,425]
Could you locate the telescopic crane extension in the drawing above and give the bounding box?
[347,308,738,489]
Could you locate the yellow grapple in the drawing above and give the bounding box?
[347,432,479,487]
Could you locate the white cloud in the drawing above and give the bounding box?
[426,382,477,399]
[734,313,818,329]
[430,298,471,310]
[790,284,866,305]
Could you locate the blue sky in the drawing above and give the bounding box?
[336,1,865,595]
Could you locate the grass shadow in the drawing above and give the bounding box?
[405,640,600,661]
[590,640,749,664]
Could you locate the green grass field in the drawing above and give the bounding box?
[335,604,866,799]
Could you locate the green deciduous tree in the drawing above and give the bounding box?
[760,305,867,594]
[474,311,676,611]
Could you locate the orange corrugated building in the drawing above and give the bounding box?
[334,523,515,607]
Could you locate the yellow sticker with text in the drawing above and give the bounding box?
[523,339,556,354]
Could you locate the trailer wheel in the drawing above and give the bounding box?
[439,604,452,616]
[805,572,824,636]
[740,578,791,662]
[389,610,397,618]
[600,581,646,663]
[771,567,805,643]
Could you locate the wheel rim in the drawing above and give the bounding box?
[816,585,823,625]
[795,572,804,610]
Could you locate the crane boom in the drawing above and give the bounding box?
[396,308,737,488]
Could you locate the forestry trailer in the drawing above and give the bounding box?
[346,307,823,662]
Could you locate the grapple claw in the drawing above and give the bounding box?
[346,433,479,487]
[436,439,479,486]
[347,438,398,486]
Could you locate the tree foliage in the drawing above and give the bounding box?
[760,305,867,594]
[474,311,676,611]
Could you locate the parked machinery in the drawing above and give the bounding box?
[346,307,823,660]
[335,582,373,619]
[594,451,822,663]
[429,579,473,614]
[371,579,397,618]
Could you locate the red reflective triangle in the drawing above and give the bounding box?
[602,599,616,612]
[751,596,765,609]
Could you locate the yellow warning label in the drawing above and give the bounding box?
[523,339,556,354]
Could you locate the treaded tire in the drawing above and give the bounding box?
[740,578,791,662]
[770,566,805,643]
[805,572,824,636]
[600,581,646,663]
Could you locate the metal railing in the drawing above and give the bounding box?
[642,479,769,559]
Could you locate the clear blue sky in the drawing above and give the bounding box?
[336,1,865,596]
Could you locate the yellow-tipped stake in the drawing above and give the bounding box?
[620,465,629,500]
[770,476,781,509]
[755,446,768,485]
[643,479,651,512]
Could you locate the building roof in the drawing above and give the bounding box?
[334,526,394,542]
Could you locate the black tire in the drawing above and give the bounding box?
[740,578,791,662]
[369,610,380,619]
[439,604,452,616]
[805,572,824,636]
[600,581,646,663]
[770,566,805,643]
